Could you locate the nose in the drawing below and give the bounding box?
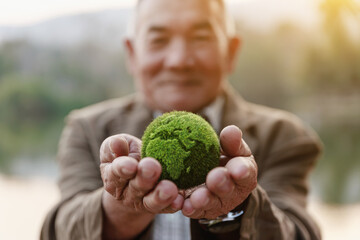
[164,38,195,70]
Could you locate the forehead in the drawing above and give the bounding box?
[135,0,224,33]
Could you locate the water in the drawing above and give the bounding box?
[9,156,58,179]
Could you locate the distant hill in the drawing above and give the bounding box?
[0,0,318,49]
[0,9,132,50]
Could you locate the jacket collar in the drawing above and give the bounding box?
[222,83,253,131]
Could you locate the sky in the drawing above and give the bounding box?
[0,0,137,26]
[0,0,321,28]
[0,0,250,26]
[3,0,318,27]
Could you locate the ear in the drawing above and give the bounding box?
[124,38,136,75]
[226,36,241,73]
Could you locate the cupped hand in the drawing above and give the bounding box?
[182,125,258,219]
[100,134,184,215]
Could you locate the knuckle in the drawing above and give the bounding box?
[124,198,143,211]
[129,180,151,197]
[143,198,159,213]
[250,176,257,190]
[194,210,208,219]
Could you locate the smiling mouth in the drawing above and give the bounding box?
[159,78,202,87]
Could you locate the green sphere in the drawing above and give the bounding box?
[141,111,220,189]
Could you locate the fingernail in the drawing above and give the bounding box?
[183,207,195,215]
[183,201,195,215]
[217,175,232,192]
[121,166,134,175]
[238,164,250,179]
[159,191,171,201]
[171,194,183,211]
[141,168,155,179]
[109,140,117,157]
[185,208,195,216]
[217,175,227,188]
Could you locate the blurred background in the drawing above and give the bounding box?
[0,0,359,239]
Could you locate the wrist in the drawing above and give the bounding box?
[102,190,153,215]
[198,196,250,234]
[102,191,155,239]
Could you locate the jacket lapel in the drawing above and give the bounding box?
[222,84,259,161]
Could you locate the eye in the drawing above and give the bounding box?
[149,36,169,47]
[192,32,212,42]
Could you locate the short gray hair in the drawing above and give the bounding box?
[126,0,236,38]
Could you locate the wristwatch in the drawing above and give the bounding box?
[198,197,249,234]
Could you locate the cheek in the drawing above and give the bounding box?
[133,52,164,96]
[195,46,227,74]
[136,51,164,79]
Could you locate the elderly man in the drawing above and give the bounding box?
[41,0,322,239]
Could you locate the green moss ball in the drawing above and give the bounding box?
[141,111,220,189]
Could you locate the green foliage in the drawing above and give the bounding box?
[300,0,360,93]
[314,123,360,203]
[0,77,58,161]
[0,4,359,202]
[308,93,360,203]
[0,41,133,173]
[141,111,220,189]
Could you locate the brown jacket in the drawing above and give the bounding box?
[41,86,322,240]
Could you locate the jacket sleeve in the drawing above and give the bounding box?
[41,113,105,240]
[239,115,322,240]
[41,112,156,240]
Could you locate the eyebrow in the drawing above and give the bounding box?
[148,26,168,34]
[192,21,212,31]
[147,21,213,34]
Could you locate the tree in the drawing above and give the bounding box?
[302,0,360,92]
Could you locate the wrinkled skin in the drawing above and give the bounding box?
[100,125,257,239]
[100,0,258,239]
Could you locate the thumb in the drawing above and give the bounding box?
[111,134,142,161]
[100,135,129,163]
[220,125,251,157]
[100,134,142,164]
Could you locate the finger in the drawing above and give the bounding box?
[121,134,142,161]
[110,136,129,158]
[143,180,179,213]
[182,198,196,217]
[101,156,138,198]
[100,135,129,163]
[220,125,251,157]
[190,187,213,209]
[127,158,162,200]
[206,167,235,198]
[226,156,257,188]
[182,188,221,219]
[100,134,142,164]
[161,193,185,213]
[112,156,138,178]
[112,134,142,161]
[170,194,184,211]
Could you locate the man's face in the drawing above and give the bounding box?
[126,0,239,112]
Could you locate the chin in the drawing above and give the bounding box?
[159,98,204,113]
